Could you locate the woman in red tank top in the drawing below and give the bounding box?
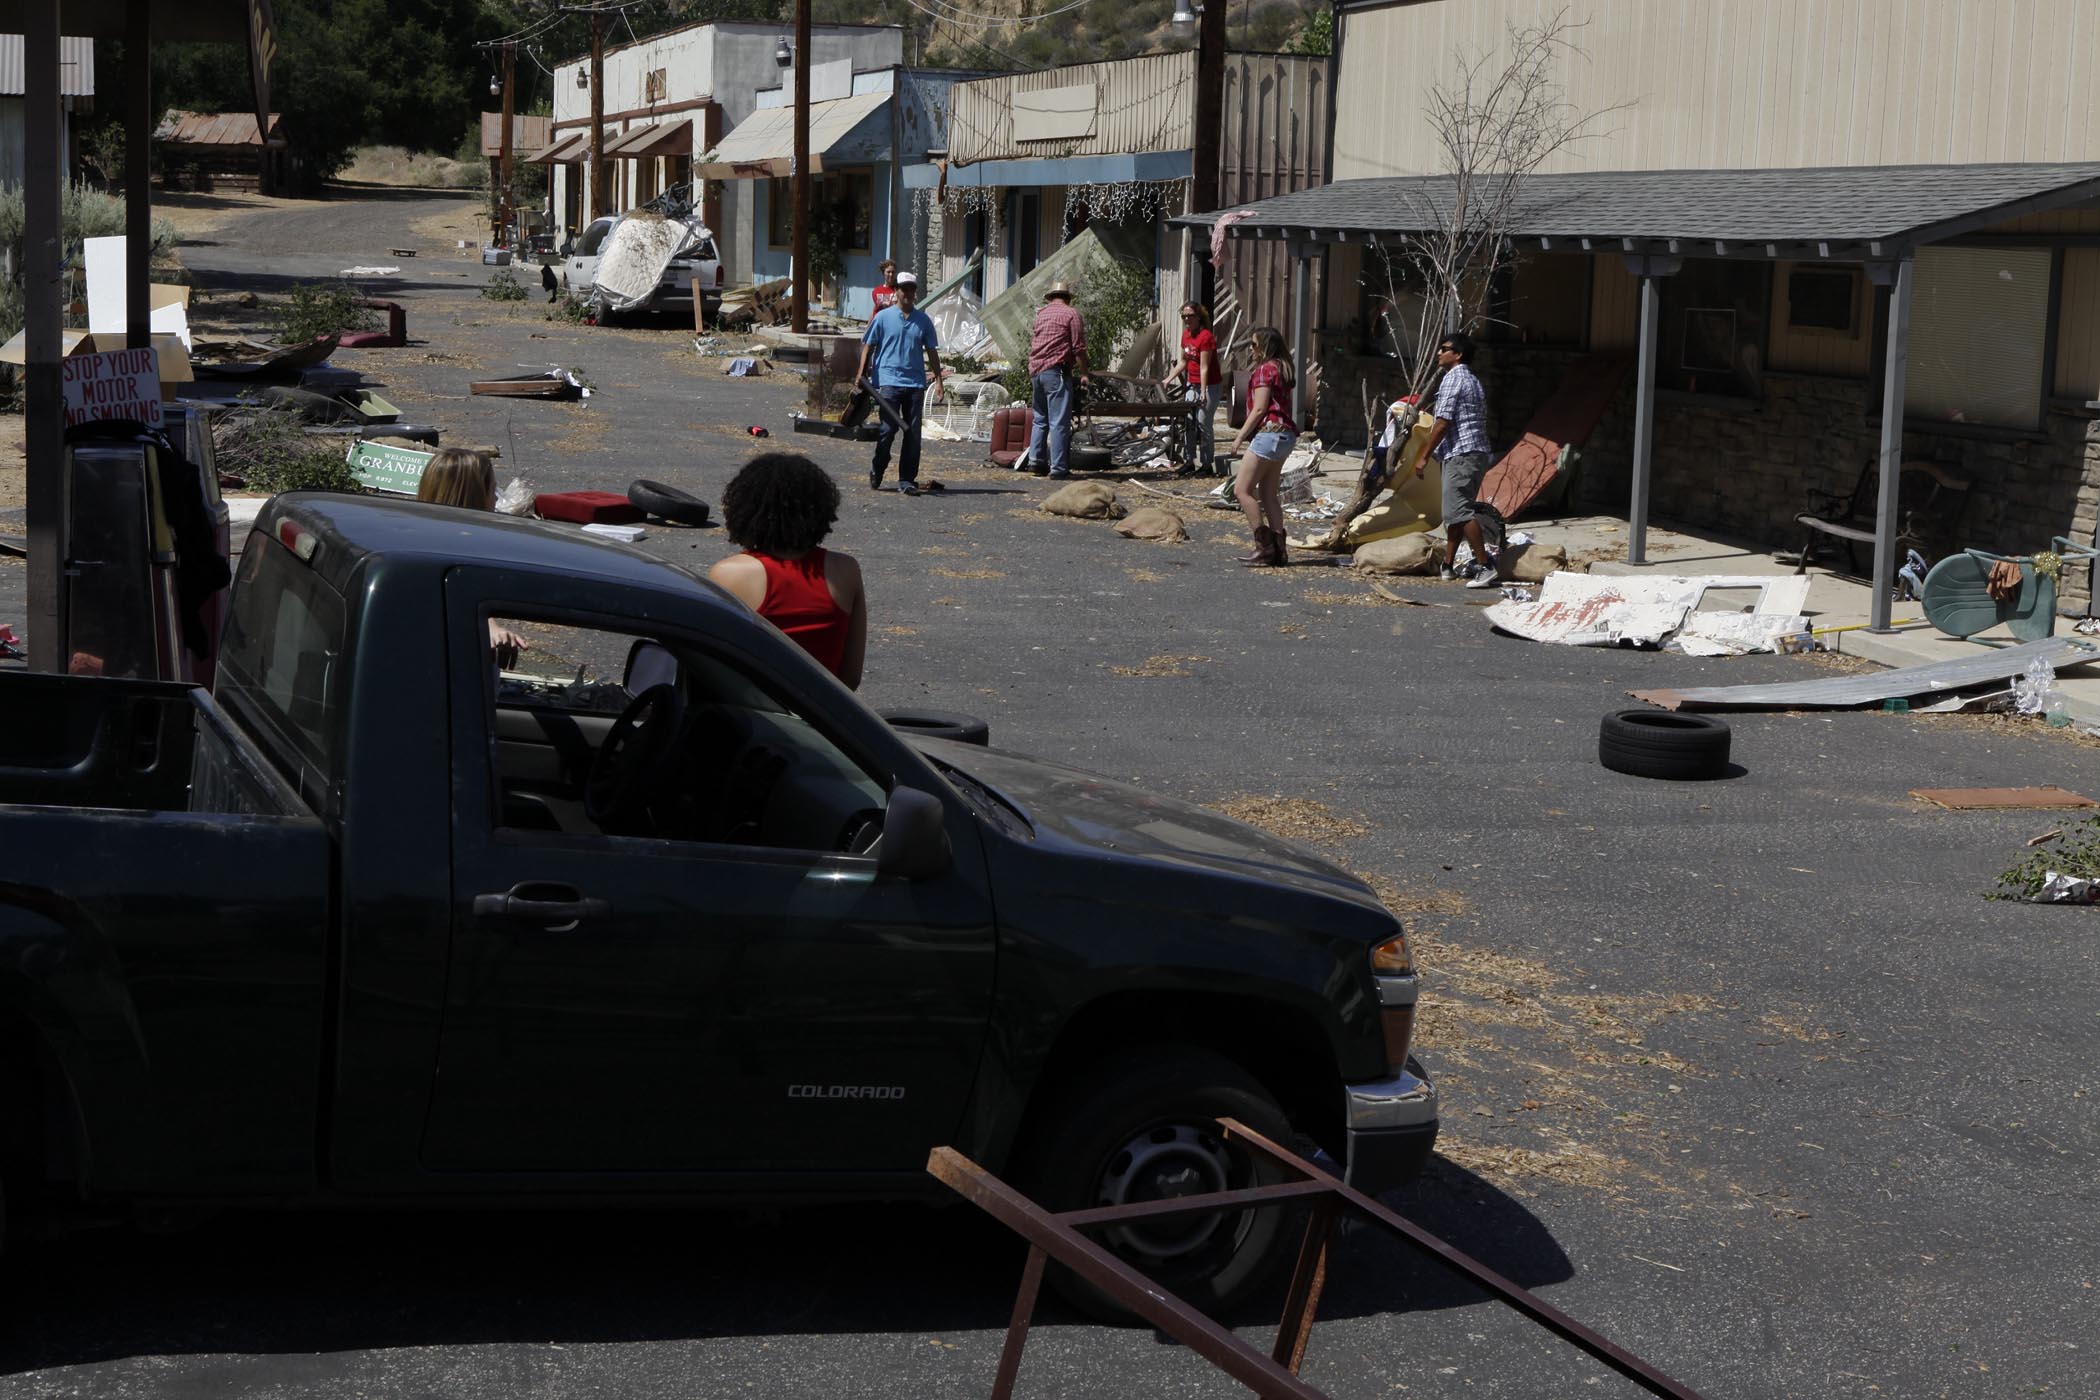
[708,454,867,688]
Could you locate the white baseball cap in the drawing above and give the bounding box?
[896,271,918,286]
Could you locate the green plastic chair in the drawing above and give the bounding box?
[1922,545,2078,642]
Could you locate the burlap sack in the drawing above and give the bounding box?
[1114,507,1187,542]
[1352,532,1439,575]
[1505,542,1567,583]
[1041,480,1126,520]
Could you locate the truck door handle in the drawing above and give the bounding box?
[472,883,610,926]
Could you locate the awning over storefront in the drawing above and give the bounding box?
[528,131,591,164]
[903,149,1190,190]
[602,120,694,159]
[695,91,888,179]
[1175,161,2100,262]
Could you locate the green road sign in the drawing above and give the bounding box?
[345,440,432,495]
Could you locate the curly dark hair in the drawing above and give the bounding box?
[721,452,841,555]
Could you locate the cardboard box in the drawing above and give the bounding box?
[0,328,194,384]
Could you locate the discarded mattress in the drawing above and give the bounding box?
[1633,636,2100,711]
[590,211,705,313]
[1478,352,1633,520]
[1485,573,1811,649]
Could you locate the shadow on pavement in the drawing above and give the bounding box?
[0,1159,1573,1375]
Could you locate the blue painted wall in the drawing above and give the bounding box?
[753,171,893,321]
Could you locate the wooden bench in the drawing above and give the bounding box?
[1794,458,1970,576]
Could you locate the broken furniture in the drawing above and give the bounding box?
[928,1119,1709,1400]
[715,278,793,330]
[1922,536,2095,642]
[338,300,407,349]
[1794,458,1970,577]
[533,491,643,525]
[1479,351,1634,520]
[986,406,1034,468]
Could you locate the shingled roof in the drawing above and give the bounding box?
[1178,162,2100,259]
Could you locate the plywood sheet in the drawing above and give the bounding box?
[1912,787,2097,810]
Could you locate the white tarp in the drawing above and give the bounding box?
[927,284,992,361]
[590,211,702,312]
[1485,573,1813,649]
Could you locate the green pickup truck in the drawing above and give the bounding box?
[0,494,1437,1315]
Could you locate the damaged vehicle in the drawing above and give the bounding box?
[0,495,1436,1317]
[563,211,721,321]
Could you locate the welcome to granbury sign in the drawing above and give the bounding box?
[343,439,432,495]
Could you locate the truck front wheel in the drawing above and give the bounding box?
[1026,1045,1301,1322]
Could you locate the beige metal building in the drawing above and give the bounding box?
[1192,0,2100,617]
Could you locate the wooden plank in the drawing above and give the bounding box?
[1912,787,2097,811]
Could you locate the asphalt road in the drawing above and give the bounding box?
[3,187,2097,1399]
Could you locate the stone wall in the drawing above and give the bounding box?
[1467,344,2100,614]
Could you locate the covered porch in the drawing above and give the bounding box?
[1184,161,2100,631]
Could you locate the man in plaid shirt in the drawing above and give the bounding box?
[1415,332,1497,586]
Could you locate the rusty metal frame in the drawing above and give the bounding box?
[928,1118,1711,1400]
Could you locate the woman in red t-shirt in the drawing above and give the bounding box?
[1226,326,1300,568]
[1161,302,1219,476]
[708,454,868,688]
[869,260,900,315]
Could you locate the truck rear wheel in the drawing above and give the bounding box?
[1025,1045,1301,1323]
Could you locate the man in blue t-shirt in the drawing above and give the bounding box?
[852,271,942,495]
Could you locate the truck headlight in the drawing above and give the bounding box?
[1370,934,1413,976]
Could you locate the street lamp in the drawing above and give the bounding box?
[576,65,588,89]
[1170,1,1197,28]
[489,73,501,98]
[775,35,793,67]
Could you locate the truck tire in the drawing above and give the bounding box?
[626,479,712,527]
[1069,444,1113,472]
[1598,709,1732,780]
[1024,1045,1301,1322]
[878,708,990,747]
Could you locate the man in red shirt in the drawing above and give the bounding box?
[1024,281,1088,478]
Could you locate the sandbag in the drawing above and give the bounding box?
[1505,542,1567,583]
[1352,532,1439,575]
[1041,480,1125,520]
[1115,506,1187,542]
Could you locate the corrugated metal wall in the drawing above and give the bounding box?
[1335,0,2100,179]
[948,53,1195,165]
[1218,54,1328,348]
[0,37,95,97]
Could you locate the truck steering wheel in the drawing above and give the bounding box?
[585,684,687,833]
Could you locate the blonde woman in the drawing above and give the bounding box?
[416,448,528,662]
[1226,326,1297,568]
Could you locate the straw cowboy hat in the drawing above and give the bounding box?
[1043,280,1074,301]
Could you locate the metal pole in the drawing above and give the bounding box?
[1192,1,1226,309]
[125,0,153,349]
[589,11,606,222]
[498,41,516,247]
[23,0,63,671]
[1291,243,1312,427]
[790,0,811,333]
[1628,272,1660,566]
[1869,255,1914,633]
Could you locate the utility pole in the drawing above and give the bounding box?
[590,9,607,221]
[1190,0,1226,309]
[790,0,811,332]
[498,40,516,246]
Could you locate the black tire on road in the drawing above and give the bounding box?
[1598,708,1732,780]
[626,479,712,527]
[1069,444,1114,472]
[878,708,991,747]
[1024,1045,1302,1323]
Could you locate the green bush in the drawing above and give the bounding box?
[271,282,379,344]
[0,182,180,344]
[214,408,362,495]
[548,290,591,324]
[482,267,528,301]
[1075,255,1155,366]
[1001,365,1033,406]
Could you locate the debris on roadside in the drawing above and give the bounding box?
[495,478,537,516]
[580,522,647,543]
[725,356,765,376]
[1990,812,2100,903]
[1487,573,1810,651]
[1913,786,2096,811]
[627,480,711,528]
[1635,637,2100,712]
[1114,507,1187,542]
[534,490,644,525]
[471,368,588,400]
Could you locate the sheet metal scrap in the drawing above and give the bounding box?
[1635,637,2100,711]
[1912,786,2097,811]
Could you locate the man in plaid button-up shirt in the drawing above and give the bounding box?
[1416,332,1496,585]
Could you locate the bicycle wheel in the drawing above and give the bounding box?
[1112,439,1166,467]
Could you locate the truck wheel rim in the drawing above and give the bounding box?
[1097,1124,1235,1261]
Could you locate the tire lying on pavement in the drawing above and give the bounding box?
[626,479,712,527]
[878,708,990,746]
[1598,708,1732,780]
[1068,444,1114,472]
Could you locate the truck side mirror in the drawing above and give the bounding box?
[877,785,951,880]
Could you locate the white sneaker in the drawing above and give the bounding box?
[1438,565,1457,581]
[1464,564,1501,589]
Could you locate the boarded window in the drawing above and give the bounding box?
[1786,268,1859,332]
[644,68,668,103]
[1906,247,2051,430]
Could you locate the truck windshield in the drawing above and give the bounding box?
[577,219,614,257]
[216,535,348,811]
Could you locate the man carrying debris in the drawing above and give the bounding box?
[1025,281,1088,479]
[1416,331,1496,586]
[853,271,942,496]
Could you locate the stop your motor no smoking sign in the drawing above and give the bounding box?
[62,346,163,432]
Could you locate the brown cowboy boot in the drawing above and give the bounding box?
[1266,524,1290,567]
[1237,523,1270,564]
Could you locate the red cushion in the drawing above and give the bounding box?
[534,490,644,524]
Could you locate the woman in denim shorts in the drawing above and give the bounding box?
[1227,326,1299,568]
